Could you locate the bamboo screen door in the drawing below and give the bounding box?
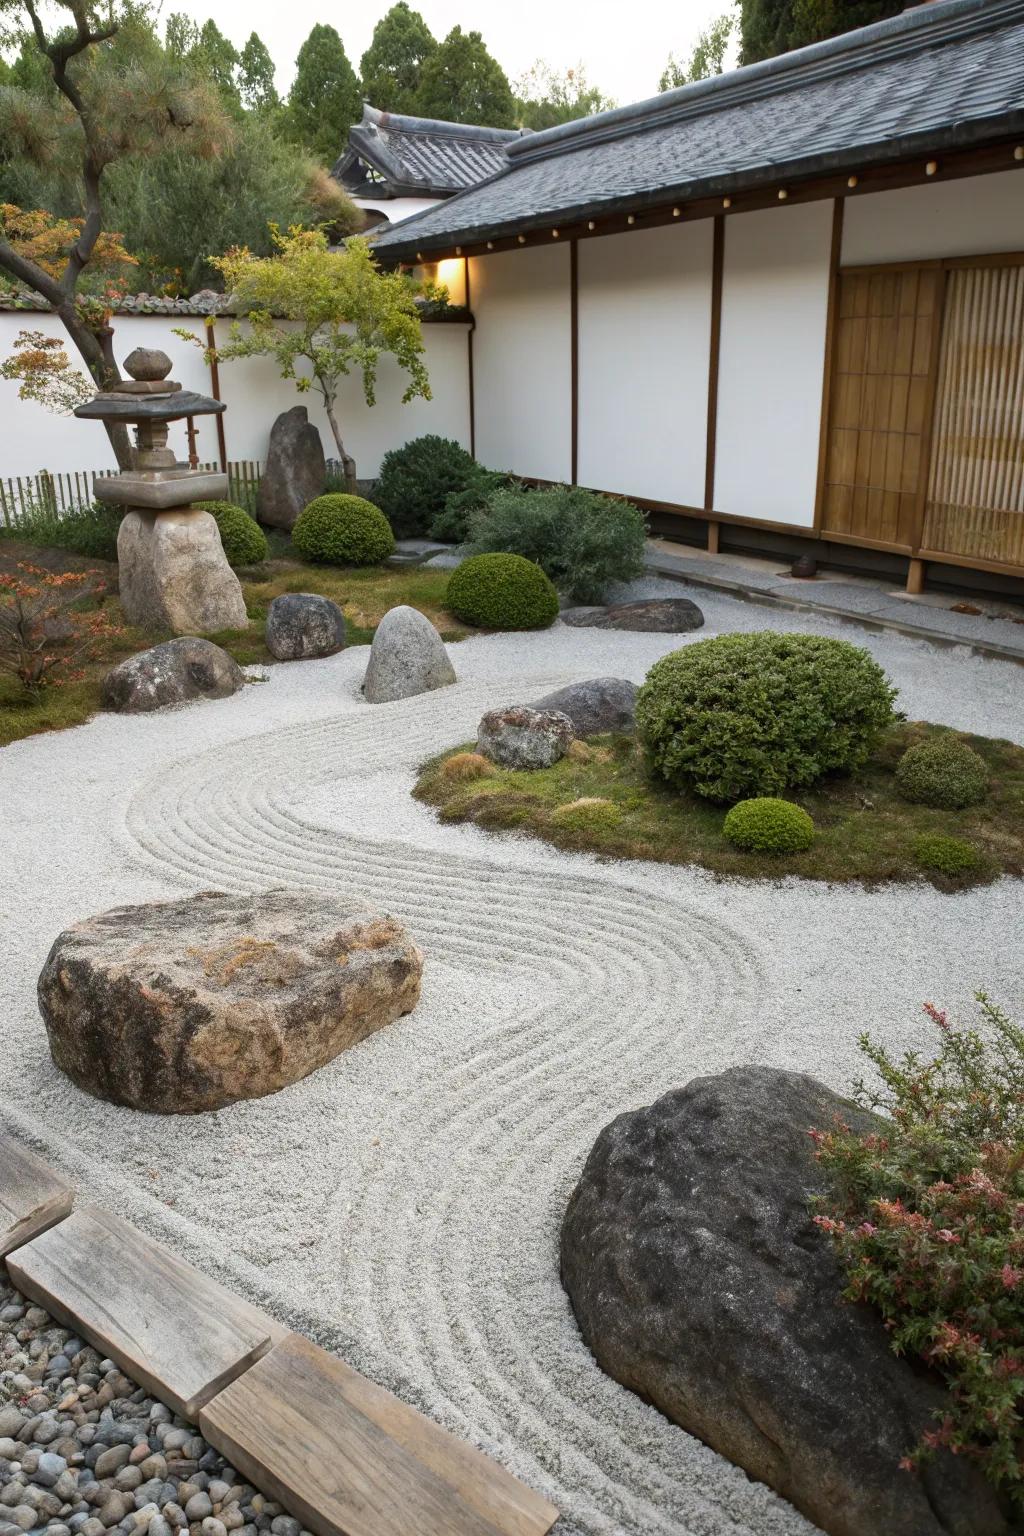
[821,258,1024,571]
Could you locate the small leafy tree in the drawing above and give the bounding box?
[513,62,614,130]
[285,24,361,164]
[813,995,1024,1506]
[192,228,431,489]
[415,27,515,128]
[0,562,121,699]
[660,13,736,90]
[359,2,436,114]
[0,328,95,413]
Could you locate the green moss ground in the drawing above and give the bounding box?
[414,724,1024,891]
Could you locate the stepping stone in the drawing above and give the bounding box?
[8,1206,287,1418]
[200,1332,559,1536]
[0,1136,74,1258]
[560,597,704,632]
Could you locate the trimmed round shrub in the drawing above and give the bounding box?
[194,501,268,567]
[723,797,815,854]
[912,833,983,876]
[636,631,898,803]
[447,553,559,631]
[374,435,478,537]
[894,736,989,809]
[292,494,395,566]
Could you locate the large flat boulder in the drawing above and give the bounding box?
[561,1066,1009,1536]
[529,678,638,736]
[363,605,456,703]
[38,891,423,1114]
[560,597,704,632]
[256,406,326,530]
[101,637,244,713]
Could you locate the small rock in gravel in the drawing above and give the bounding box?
[95,1448,132,1479]
[184,1494,212,1522]
[0,1415,24,1442]
[31,1450,66,1486]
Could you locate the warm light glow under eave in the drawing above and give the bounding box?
[436,257,467,305]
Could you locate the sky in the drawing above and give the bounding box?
[159,0,736,109]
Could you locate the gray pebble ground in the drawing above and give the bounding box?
[0,1277,309,1536]
[2,577,1023,1536]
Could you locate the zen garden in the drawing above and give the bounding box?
[1,2,1024,1536]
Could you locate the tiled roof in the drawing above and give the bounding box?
[0,289,233,316]
[334,104,524,199]
[372,0,1024,258]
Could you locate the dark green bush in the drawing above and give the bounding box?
[723,797,815,853]
[446,552,559,630]
[0,500,121,561]
[430,469,514,543]
[912,833,983,876]
[374,435,478,537]
[193,501,268,567]
[463,483,647,604]
[636,631,898,802]
[895,736,989,809]
[292,494,395,566]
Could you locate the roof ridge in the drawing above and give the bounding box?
[362,102,524,145]
[506,0,1023,167]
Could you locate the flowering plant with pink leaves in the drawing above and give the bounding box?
[812,993,1024,1503]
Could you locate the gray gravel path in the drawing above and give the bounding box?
[2,579,1023,1536]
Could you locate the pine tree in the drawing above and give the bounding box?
[286,24,361,164]
[415,27,515,128]
[360,3,436,114]
[239,33,279,112]
[740,0,904,63]
[195,20,241,110]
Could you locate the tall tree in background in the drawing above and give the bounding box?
[359,3,436,114]
[286,23,361,163]
[239,32,279,112]
[513,62,614,130]
[660,13,735,89]
[0,0,227,465]
[194,19,240,110]
[415,27,515,128]
[739,0,903,63]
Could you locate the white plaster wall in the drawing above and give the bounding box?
[714,200,833,527]
[468,244,571,483]
[0,312,471,481]
[577,222,713,506]
[842,170,1024,266]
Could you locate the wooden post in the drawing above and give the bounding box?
[185,416,199,470]
[204,318,228,473]
[707,520,720,555]
[906,557,925,595]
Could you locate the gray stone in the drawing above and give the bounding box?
[37,889,423,1114]
[422,552,464,571]
[116,510,247,635]
[182,1496,210,1522]
[561,1066,1009,1536]
[477,706,574,770]
[256,408,325,531]
[560,597,705,632]
[101,638,244,715]
[123,350,171,383]
[529,677,638,736]
[264,595,345,663]
[93,1449,130,1480]
[362,605,456,704]
[32,1453,67,1487]
[0,1412,25,1440]
[387,540,450,567]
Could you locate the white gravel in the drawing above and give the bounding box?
[2,578,1023,1536]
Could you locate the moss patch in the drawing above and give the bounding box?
[0,539,467,748]
[414,723,1024,891]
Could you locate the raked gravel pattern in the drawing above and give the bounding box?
[3,578,1024,1536]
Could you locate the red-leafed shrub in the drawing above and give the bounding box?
[0,562,122,698]
[812,994,1024,1506]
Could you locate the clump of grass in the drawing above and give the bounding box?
[550,797,622,832]
[440,751,493,783]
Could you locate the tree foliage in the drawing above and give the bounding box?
[739,0,904,63]
[193,228,431,488]
[513,61,614,130]
[238,32,278,112]
[359,2,436,114]
[285,23,361,164]
[415,26,515,128]
[660,13,736,90]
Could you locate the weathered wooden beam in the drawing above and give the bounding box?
[0,1136,74,1259]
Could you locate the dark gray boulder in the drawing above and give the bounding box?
[560,597,704,632]
[561,1066,1009,1536]
[265,593,346,661]
[530,677,638,736]
[477,706,575,769]
[256,406,326,530]
[101,638,244,713]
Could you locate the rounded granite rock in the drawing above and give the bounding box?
[37,890,423,1114]
[528,677,639,736]
[362,605,456,703]
[265,593,346,661]
[477,706,575,770]
[100,638,244,714]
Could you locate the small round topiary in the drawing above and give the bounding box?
[635,631,898,802]
[894,736,989,809]
[447,553,559,631]
[723,797,815,854]
[912,833,982,876]
[194,501,268,567]
[292,494,395,566]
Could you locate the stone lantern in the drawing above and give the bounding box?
[75,348,247,634]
